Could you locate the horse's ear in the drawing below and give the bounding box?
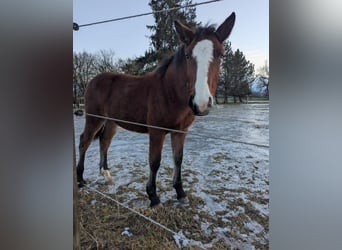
[215,12,236,43]
[174,20,194,45]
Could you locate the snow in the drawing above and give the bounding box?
[201,222,213,236]
[74,103,269,248]
[245,221,263,234]
[121,227,133,237]
[173,230,191,249]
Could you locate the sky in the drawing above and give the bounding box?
[73,0,268,70]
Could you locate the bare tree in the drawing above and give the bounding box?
[257,60,269,78]
[73,51,97,104]
[94,50,117,73]
[73,50,121,107]
[256,60,269,98]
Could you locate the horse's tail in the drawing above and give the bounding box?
[93,124,105,140]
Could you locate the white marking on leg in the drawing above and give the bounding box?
[192,39,214,112]
[101,168,114,185]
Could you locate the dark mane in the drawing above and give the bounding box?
[153,55,174,78]
[154,46,185,79]
[194,24,217,38]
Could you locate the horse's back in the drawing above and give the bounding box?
[85,72,144,107]
[84,72,151,131]
[85,72,129,97]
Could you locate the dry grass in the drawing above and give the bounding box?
[77,184,268,250]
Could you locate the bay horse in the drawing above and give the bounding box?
[77,13,236,207]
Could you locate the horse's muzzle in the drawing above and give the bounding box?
[188,96,210,116]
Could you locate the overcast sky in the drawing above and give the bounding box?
[73,0,268,70]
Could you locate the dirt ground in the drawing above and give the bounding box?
[74,103,269,249]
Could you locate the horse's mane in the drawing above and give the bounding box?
[194,24,217,38]
[154,47,184,78]
[153,24,217,79]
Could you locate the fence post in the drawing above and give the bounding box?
[73,126,81,250]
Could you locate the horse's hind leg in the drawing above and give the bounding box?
[171,132,187,202]
[77,117,105,187]
[99,121,118,184]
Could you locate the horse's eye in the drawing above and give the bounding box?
[215,49,224,59]
[216,51,224,59]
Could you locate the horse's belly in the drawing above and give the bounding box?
[116,122,149,133]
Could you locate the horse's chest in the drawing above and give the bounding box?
[149,110,195,130]
[179,111,195,129]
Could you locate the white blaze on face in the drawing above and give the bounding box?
[192,39,214,112]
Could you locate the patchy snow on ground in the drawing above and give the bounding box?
[74,103,269,248]
[121,227,133,237]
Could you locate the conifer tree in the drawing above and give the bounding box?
[218,41,234,103]
[146,0,197,64]
[122,1,197,75]
[217,42,255,103]
[230,49,254,100]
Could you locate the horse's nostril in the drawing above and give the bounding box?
[208,97,213,108]
[189,95,195,108]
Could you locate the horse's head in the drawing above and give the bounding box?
[174,12,236,116]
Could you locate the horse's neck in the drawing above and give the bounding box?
[162,60,188,102]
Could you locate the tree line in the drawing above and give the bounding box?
[73,0,268,105]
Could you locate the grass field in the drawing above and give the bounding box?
[74,103,269,249]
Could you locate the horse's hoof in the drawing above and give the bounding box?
[105,177,114,185]
[151,203,164,209]
[178,197,189,204]
[107,179,114,185]
[101,169,114,185]
[77,179,86,187]
[149,197,162,208]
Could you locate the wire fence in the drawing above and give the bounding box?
[86,112,269,148]
[73,0,223,30]
[74,1,268,248]
[84,184,179,235]
[83,184,210,248]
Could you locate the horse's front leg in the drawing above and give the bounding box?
[146,130,166,207]
[171,132,187,202]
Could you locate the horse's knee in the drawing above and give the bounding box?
[174,152,183,167]
[149,157,161,171]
